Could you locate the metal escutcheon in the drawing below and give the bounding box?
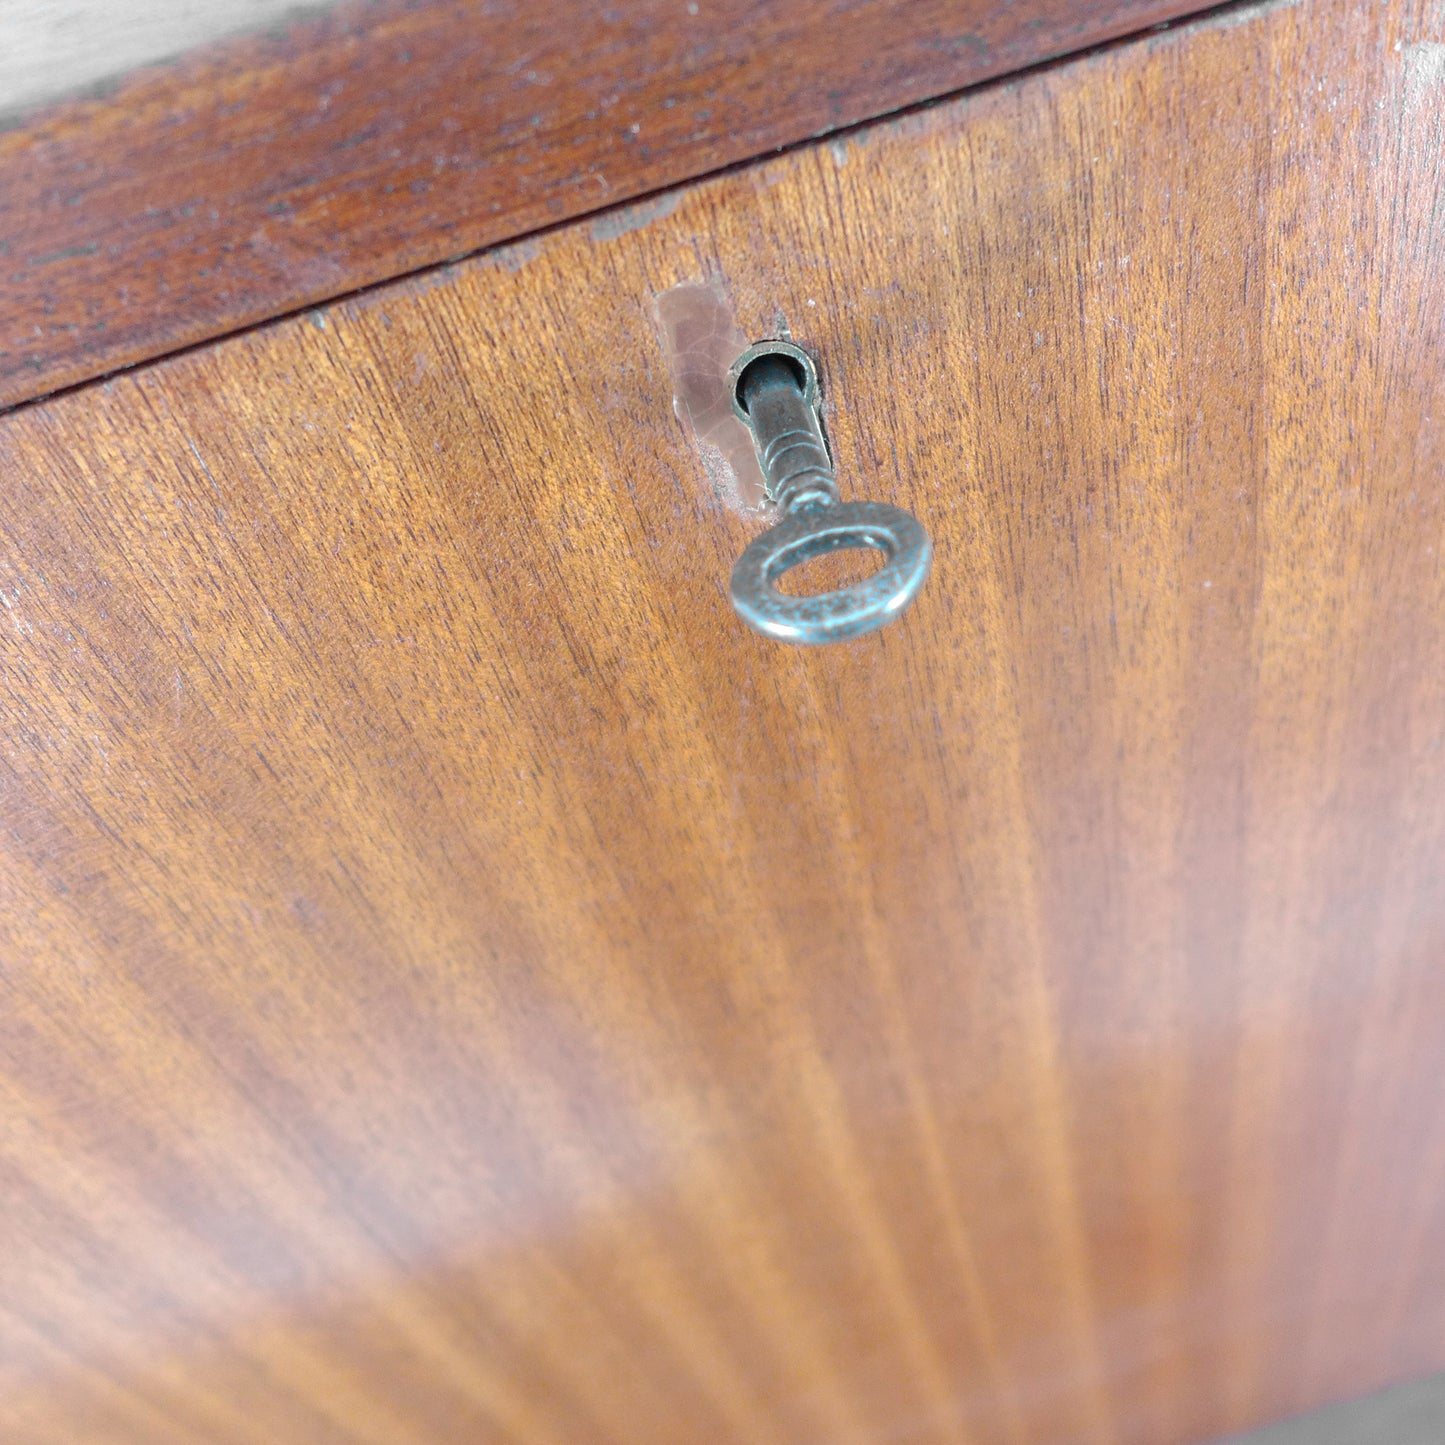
[727,339,931,645]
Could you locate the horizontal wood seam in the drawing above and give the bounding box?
[0,0,1244,420]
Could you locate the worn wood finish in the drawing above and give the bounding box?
[0,0,1209,411]
[4,0,1445,1440]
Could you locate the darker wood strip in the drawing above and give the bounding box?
[0,0,1208,409]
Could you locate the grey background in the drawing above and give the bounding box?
[0,1,328,115]
[1218,1374,1445,1445]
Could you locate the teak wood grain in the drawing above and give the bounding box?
[4,0,1445,1441]
[0,0,1209,411]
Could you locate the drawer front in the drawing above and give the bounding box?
[3,2,1445,1441]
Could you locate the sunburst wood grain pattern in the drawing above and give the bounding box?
[3,1,1445,1440]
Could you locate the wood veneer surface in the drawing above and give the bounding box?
[4,1,1445,1441]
